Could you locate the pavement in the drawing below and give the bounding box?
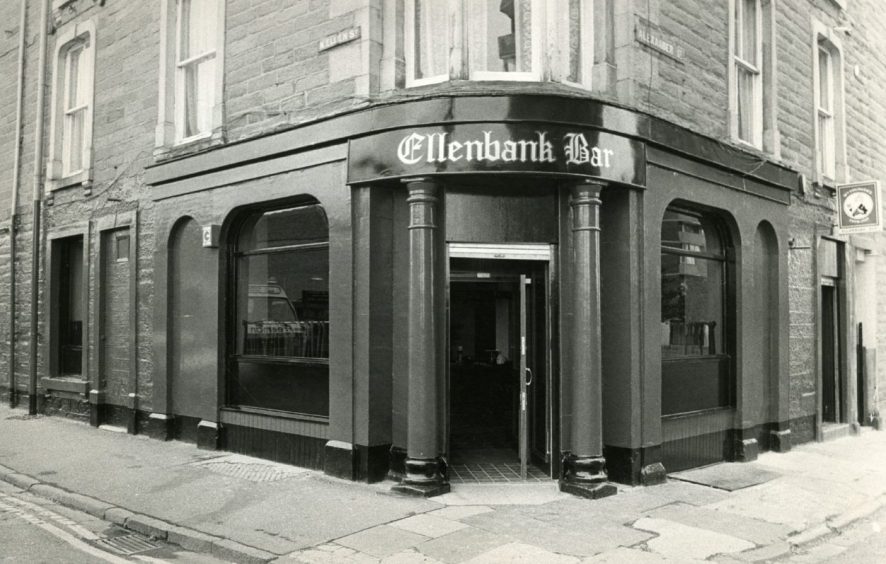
[0,405,885,564]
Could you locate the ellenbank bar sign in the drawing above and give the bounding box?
[347,123,646,186]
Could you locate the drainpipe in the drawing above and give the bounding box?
[28,0,50,415]
[8,0,28,408]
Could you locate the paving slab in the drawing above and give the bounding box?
[708,481,855,532]
[336,525,429,559]
[274,543,377,564]
[380,549,445,563]
[464,506,653,557]
[646,501,791,545]
[463,542,580,564]
[633,517,755,561]
[427,506,494,521]
[391,514,468,538]
[582,547,707,563]
[415,525,511,563]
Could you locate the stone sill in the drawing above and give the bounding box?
[41,377,89,395]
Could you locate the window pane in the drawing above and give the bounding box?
[566,0,583,83]
[735,65,756,143]
[66,46,82,110]
[237,247,329,358]
[65,109,85,173]
[661,209,723,256]
[733,0,741,57]
[232,203,330,415]
[818,47,830,110]
[413,0,448,80]
[819,112,835,179]
[239,204,329,251]
[661,255,724,359]
[231,236,330,416]
[182,58,214,137]
[469,0,534,73]
[741,0,757,64]
[180,0,216,60]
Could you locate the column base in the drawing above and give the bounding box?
[734,438,759,462]
[559,453,617,500]
[641,462,667,486]
[390,457,449,498]
[770,429,792,452]
[145,413,174,441]
[559,480,617,499]
[88,390,102,427]
[197,420,220,450]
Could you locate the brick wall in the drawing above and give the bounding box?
[0,0,158,412]
[224,0,378,142]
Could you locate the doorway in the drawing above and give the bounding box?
[447,245,553,482]
[821,282,841,423]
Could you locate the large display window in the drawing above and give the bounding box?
[228,202,330,416]
[660,206,733,416]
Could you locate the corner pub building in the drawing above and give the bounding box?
[15,0,876,502]
[146,93,795,497]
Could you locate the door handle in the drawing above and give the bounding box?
[525,368,533,386]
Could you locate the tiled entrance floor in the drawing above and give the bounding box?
[448,462,549,483]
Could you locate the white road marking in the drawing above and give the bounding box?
[0,493,128,563]
[0,492,99,539]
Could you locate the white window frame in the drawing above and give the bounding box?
[729,0,763,149]
[467,0,543,82]
[728,0,779,155]
[404,0,592,88]
[548,0,594,89]
[404,0,451,87]
[46,20,95,191]
[156,0,225,151]
[811,20,847,185]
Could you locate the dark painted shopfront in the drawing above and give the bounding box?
[145,95,796,495]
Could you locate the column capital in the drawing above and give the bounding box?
[406,179,439,230]
[570,180,603,233]
[568,179,606,201]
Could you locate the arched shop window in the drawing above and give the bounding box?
[660,206,733,416]
[229,201,330,417]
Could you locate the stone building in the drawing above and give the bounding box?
[0,0,883,496]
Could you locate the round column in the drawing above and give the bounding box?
[561,180,616,499]
[393,178,449,497]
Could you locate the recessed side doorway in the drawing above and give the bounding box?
[447,244,554,482]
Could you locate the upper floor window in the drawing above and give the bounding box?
[728,0,777,154]
[813,24,845,185]
[405,0,593,88]
[47,21,95,190]
[156,0,225,151]
[176,0,218,141]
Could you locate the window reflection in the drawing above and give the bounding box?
[660,206,732,416]
[230,202,330,416]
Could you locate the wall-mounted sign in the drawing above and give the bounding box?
[837,181,881,234]
[347,123,645,186]
[635,17,685,63]
[318,26,361,52]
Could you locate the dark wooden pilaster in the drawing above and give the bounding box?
[392,179,449,497]
[560,180,616,499]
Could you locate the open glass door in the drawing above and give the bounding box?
[447,244,554,482]
[518,274,529,480]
